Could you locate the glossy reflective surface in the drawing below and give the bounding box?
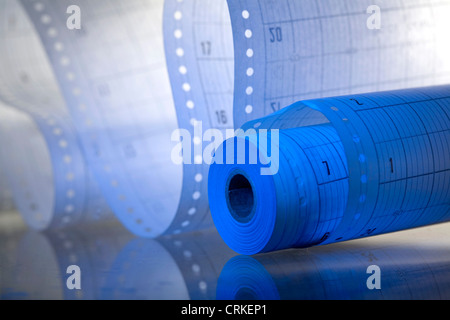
[1,210,450,300]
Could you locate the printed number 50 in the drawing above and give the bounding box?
[269,27,283,42]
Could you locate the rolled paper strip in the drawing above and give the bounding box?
[1,0,449,236]
[209,85,450,255]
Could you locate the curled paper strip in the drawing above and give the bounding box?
[209,85,450,254]
[15,0,235,236]
[0,103,113,229]
[1,0,449,237]
[0,165,14,213]
[0,0,113,229]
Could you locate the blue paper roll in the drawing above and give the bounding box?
[209,85,450,255]
[2,0,450,238]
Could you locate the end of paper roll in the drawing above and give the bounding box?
[208,132,278,255]
[208,124,348,255]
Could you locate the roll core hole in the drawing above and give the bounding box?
[227,173,255,222]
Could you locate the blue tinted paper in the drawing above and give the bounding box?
[228,0,450,127]
[1,0,449,239]
[209,85,450,254]
[12,0,236,236]
[0,103,113,229]
[0,1,113,229]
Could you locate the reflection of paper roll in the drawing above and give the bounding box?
[102,229,237,300]
[217,229,450,300]
[0,231,63,300]
[0,228,132,300]
[209,86,450,254]
[44,228,132,300]
[1,228,235,300]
